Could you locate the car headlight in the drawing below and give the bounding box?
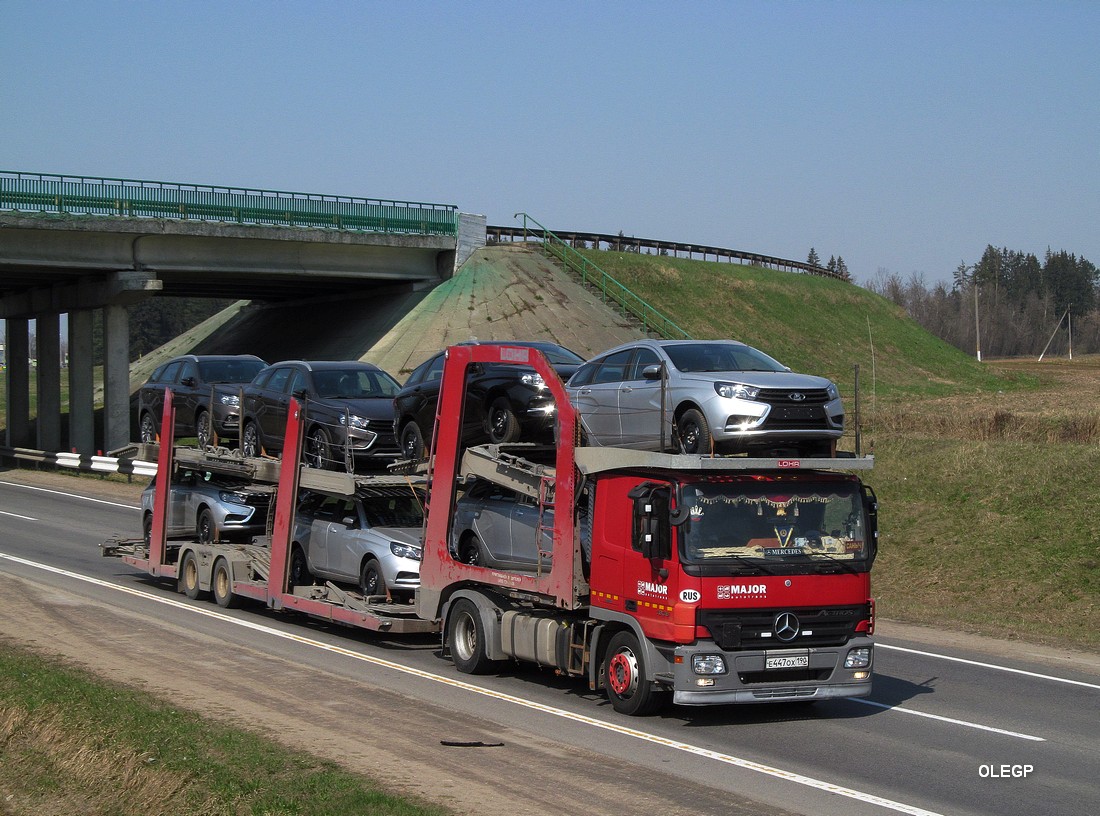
[715,382,760,400]
[521,372,546,389]
[826,383,840,401]
[219,394,240,407]
[340,414,370,429]
[390,542,422,561]
[219,490,249,504]
[691,654,728,675]
[844,647,871,669]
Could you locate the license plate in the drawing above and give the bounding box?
[765,653,809,669]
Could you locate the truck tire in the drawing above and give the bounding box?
[447,598,497,675]
[604,630,669,716]
[677,408,712,456]
[180,550,203,600]
[212,558,239,609]
[487,397,521,443]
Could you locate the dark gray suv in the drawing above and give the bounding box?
[137,354,267,447]
[240,360,402,470]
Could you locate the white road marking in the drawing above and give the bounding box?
[0,480,140,511]
[847,698,1044,741]
[879,643,1100,691]
[0,510,37,521]
[1,551,945,816]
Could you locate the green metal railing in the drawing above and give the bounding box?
[0,171,459,236]
[513,213,691,340]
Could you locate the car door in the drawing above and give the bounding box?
[327,498,365,581]
[571,349,634,446]
[175,359,202,434]
[145,360,183,434]
[469,483,518,566]
[306,495,343,575]
[508,494,553,567]
[617,346,666,448]
[257,366,295,445]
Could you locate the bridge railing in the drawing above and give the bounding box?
[512,212,691,340]
[0,171,458,236]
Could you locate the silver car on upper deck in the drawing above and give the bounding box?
[565,339,844,456]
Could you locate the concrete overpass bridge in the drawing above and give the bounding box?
[0,171,485,455]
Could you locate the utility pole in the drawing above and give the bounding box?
[974,284,982,362]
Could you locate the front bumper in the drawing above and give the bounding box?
[670,636,874,705]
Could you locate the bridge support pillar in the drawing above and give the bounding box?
[35,312,61,452]
[103,304,130,453]
[3,318,32,448]
[68,309,95,454]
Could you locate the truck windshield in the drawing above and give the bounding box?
[679,479,870,566]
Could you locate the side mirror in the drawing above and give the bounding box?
[292,388,309,399]
[641,364,663,381]
[181,376,196,387]
[628,482,672,561]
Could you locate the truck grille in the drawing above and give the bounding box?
[697,605,869,650]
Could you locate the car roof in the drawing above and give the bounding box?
[262,360,384,372]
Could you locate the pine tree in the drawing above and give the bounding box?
[807,247,821,267]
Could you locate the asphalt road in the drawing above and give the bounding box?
[1,474,1098,816]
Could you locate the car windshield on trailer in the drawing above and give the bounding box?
[662,342,786,373]
[197,359,266,383]
[312,369,401,399]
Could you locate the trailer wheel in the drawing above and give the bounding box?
[447,599,496,675]
[212,558,239,609]
[180,550,203,600]
[604,631,669,716]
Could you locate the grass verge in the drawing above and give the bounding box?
[0,640,449,816]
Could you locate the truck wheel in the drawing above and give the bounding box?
[677,409,712,456]
[359,559,386,598]
[197,508,216,546]
[305,427,331,470]
[447,599,497,675]
[487,398,521,443]
[212,558,239,609]
[289,545,313,589]
[400,422,425,461]
[180,550,203,600]
[139,413,157,444]
[196,410,212,449]
[604,631,669,716]
[241,422,261,458]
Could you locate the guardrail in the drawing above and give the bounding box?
[0,170,459,236]
[488,224,844,280]
[512,213,691,340]
[0,445,157,477]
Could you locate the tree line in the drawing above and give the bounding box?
[867,246,1100,357]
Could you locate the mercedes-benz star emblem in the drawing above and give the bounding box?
[774,612,800,641]
[788,392,806,401]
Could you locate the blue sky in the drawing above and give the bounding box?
[2,0,1098,287]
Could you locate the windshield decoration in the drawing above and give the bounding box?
[683,485,868,564]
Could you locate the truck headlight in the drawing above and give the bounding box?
[715,382,760,400]
[844,647,871,669]
[390,542,422,561]
[691,654,728,675]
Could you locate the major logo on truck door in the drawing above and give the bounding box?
[717,583,768,600]
[637,580,669,598]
